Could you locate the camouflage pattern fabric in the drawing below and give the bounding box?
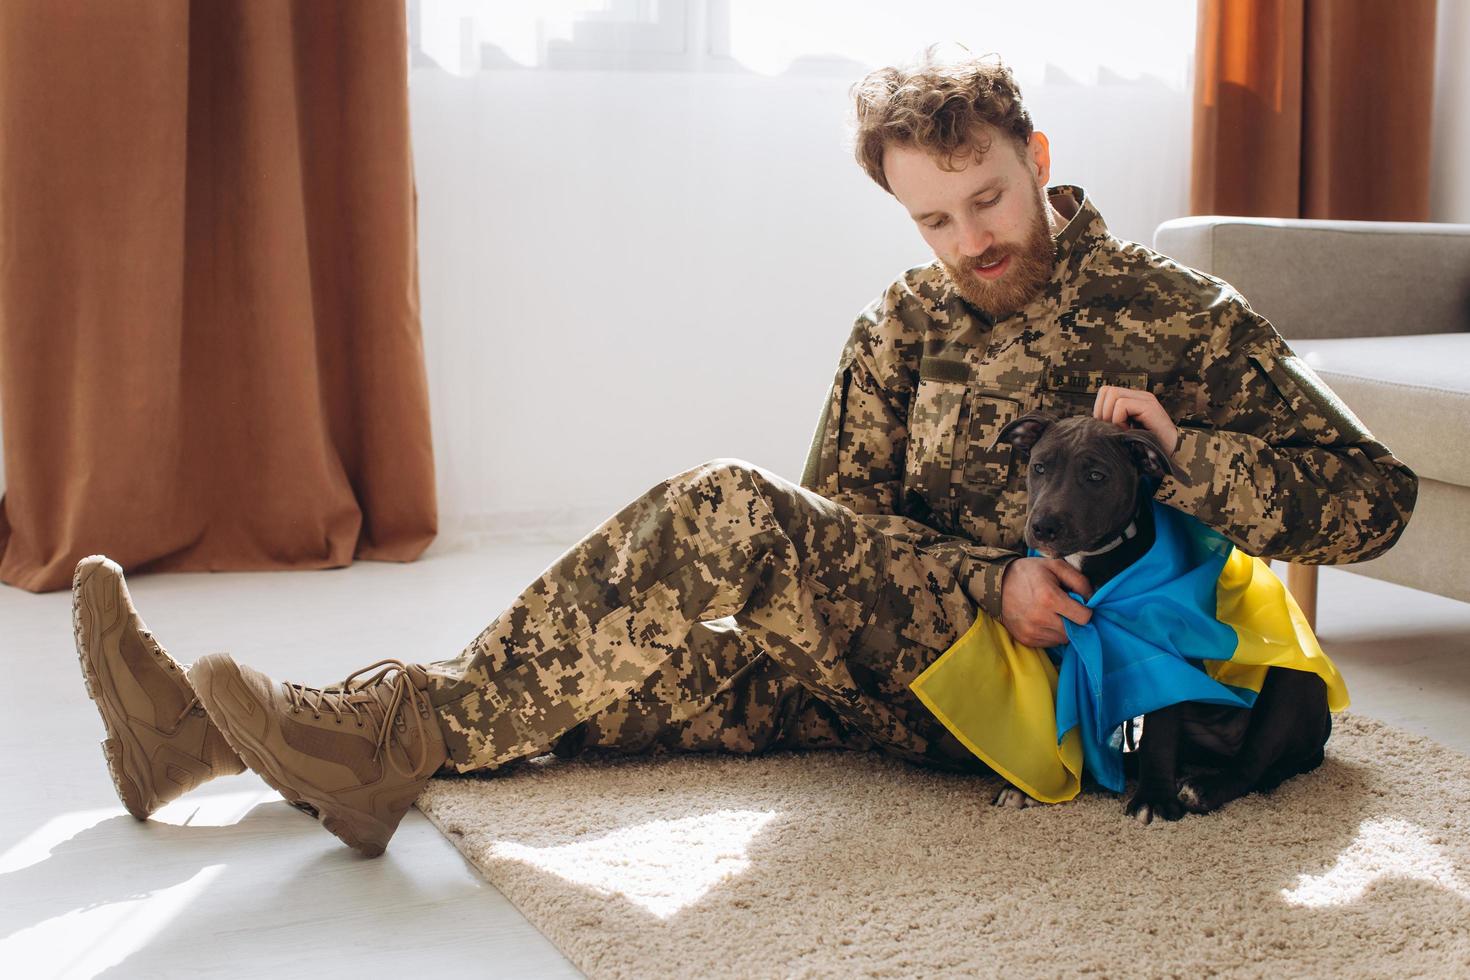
[426,458,992,776]
[802,184,1418,624]
[427,183,1417,776]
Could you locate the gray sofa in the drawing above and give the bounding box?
[1154,215,1470,620]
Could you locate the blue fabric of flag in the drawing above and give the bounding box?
[1030,499,1264,792]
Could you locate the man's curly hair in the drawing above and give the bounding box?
[850,47,1034,194]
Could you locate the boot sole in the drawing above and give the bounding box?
[73,555,160,820]
[189,655,396,857]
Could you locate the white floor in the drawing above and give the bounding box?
[2,536,1467,979]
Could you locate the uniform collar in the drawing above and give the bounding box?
[1049,184,1109,270]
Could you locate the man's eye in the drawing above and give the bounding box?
[977,194,1002,208]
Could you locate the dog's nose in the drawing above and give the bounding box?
[1032,515,1064,542]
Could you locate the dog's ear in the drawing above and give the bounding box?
[1116,428,1189,485]
[991,412,1057,458]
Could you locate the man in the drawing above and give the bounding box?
[74,51,1417,857]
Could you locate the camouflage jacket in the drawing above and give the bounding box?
[800,184,1418,623]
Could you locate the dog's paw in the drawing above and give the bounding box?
[992,785,1044,809]
[1177,772,1248,814]
[1125,785,1186,824]
[1176,779,1212,814]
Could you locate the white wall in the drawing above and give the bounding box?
[408,67,1193,541]
[1431,0,1470,222]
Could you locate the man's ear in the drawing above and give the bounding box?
[1028,131,1052,186]
[990,412,1057,458]
[1117,428,1188,485]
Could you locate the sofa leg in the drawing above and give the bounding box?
[1286,563,1319,632]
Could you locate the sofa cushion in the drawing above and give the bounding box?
[1155,217,1470,341]
[1285,334,1470,486]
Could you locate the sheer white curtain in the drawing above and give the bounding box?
[406,0,1199,543]
[410,0,1193,87]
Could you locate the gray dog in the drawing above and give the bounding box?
[987,412,1332,824]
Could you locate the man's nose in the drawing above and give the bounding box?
[955,216,993,259]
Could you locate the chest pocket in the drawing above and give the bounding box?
[964,389,1023,489]
[1039,367,1152,419]
[904,356,1022,520]
[904,357,968,511]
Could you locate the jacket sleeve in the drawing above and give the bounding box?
[801,288,1025,621]
[1155,298,1418,563]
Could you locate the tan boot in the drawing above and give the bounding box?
[187,653,448,858]
[72,555,246,819]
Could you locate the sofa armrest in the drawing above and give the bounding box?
[1153,215,1470,340]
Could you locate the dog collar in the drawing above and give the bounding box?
[1063,520,1138,571]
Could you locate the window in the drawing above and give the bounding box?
[409,0,1196,90]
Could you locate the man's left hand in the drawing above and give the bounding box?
[1093,386,1180,454]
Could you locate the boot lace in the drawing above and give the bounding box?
[281,659,433,779]
[172,695,205,731]
[139,627,210,732]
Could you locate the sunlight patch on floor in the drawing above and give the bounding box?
[149,788,282,828]
[0,790,278,877]
[1281,816,1470,907]
[489,808,780,919]
[0,863,225,979]
[0,808,118,876]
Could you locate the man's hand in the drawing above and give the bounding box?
[998,557,1094,648]
[1094,385,1180,454]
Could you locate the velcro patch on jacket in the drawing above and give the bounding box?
[919,356,971,384]
[1248,349,1376,444]
[1044,366,1150,393]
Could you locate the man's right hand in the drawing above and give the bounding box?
[998,557,1094,648]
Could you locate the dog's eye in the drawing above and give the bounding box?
[1031,462,1046,475]
[1087,471,1105,482]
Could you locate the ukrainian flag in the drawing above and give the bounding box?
[909,498,1349,803]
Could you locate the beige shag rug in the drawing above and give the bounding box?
[415,712,1470,978]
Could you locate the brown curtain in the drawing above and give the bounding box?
[0,0,437,593]
[1191,0,1438,219]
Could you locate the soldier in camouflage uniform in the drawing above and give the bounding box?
[75,51,1416,856]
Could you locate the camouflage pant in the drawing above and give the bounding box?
[423,458,995,779]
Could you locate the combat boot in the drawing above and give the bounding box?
[72,555,247,819]
[187,653,448,857]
